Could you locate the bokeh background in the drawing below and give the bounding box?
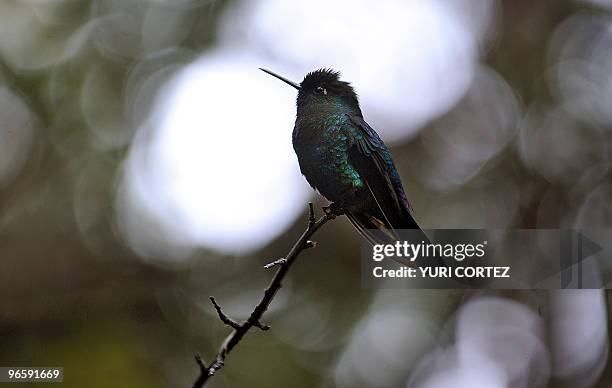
[1,0,611,387]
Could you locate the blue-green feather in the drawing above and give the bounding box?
[290,68,421,245]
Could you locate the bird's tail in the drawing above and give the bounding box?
[345,206,427,244]
[346,210,445,267]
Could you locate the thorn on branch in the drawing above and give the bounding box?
[263,258,286,269]
[210,296,241,330]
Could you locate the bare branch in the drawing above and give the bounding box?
[191,202,340,387]
[209,297,241,330]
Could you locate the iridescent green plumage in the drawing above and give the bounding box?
[262,68,422,246]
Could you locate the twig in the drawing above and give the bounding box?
[209,297,240,330]
[263,258,286,269]
[191,202,340,388]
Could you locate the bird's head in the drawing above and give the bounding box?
[260,68,362,116]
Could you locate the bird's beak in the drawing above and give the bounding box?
[259,68,300,90]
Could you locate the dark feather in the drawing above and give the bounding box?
[346,115,418,223]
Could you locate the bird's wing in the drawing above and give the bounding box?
[344,113,416,231]
[344,114,444,267]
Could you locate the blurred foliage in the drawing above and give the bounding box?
[1,0,611,387]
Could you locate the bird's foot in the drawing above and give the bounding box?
[323,202,345,216]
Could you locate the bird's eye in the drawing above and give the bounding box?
[314,86,327,95]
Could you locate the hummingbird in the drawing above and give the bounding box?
[260,68,424,246]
